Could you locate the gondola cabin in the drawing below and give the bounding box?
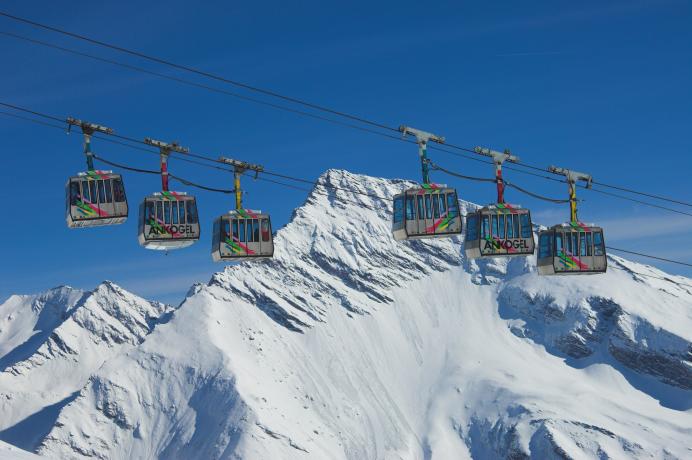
[392,185,462,241]
[211,210,273,262]
[537,223,607,275]
[138,192,200,250]
[66,171,128,228]
[464,204,534,259]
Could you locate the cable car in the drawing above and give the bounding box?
[464,204,534,258]
[537,166,607,276]
[212,210,273,261]
[138,192,200,250]
[392,126,462,241]
[211,157,274,262]
[392,185,462,240]
[65,118,128,228]
[463,147,535,259]
[537,223,607,275]
[138,138,200,251]
[66,171,128,228]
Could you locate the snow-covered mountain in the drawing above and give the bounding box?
[1,169,691,459]
[0,283,173,453]
[0,440,42,460]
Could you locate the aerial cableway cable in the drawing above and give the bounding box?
[609,267,692,290]
[0,16,396,133]
[93,152,692,269]
[169,174,234,194]
[0,15,689,208]
[431,161,574,204]
[585,188,692,218]
[0,100,690,216]
[0,102,690,217]
[1,110,692,269]
[92,154,159,175]
[605,247,692,268]
[94,152,380,211]
[0,31,406,144]
[92,155,235,193]
[0,102,387,200]
[428,162,497,183]
[591,181,692,208]
[499,164,692,215]
[0,109,67,130]
[504,182,570,204]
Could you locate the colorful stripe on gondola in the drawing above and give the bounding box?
[85,170,110,180]
[225,237,255,255]
[425,210,457,233]
[236,209,259,219]
[495,203,519,214]
[569,221,590,232]
[557,251,589,270]
[483,235,518,253]
[148,217,182,237]
[75,196,109,218]
[418,183,444,194]
[160,191,183,201]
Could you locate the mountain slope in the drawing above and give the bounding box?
[15,169,692,459]
[0,283,174,451]
[0,286,84,370]
[0,440,43,460]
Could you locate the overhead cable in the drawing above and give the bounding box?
[605,247,692,268]
[0,15,396,132]
[0,101,689,216]
[505,182,570,204]
[0,13,689,207]
[2,109,690,269]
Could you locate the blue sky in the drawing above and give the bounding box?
[1,0,690,304]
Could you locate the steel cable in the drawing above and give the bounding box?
[1,108,691,269]
[0,17,688,207]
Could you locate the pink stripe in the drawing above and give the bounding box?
[426,211,449,233]
[79,197,109,217]
[232,237,256,255]
[564,252,589,269]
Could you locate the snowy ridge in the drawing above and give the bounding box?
[1,169,691,459]
[0,440,43,459]
[207,171,474,330]
[0,282,173,452]
[0,286,84,366]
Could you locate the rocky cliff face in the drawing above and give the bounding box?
[498,256,692,400]
[1,169,690,459]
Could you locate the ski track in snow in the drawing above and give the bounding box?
[0,169,689,459]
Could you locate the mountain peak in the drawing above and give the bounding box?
[208,169,465,331]
[0,282,176,451]
[3,169,691,459]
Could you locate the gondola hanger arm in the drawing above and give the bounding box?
[144,137,189,155]
[218,157,264,174]
[66,117,114,136]
[474,146,519,165]
[549,166,592,188]
[398,125,445,144]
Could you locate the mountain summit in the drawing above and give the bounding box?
[1,169,690,459]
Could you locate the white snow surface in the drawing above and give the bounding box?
[0,283,173,452]
[0,169,690,459]
[0,440,43,460]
